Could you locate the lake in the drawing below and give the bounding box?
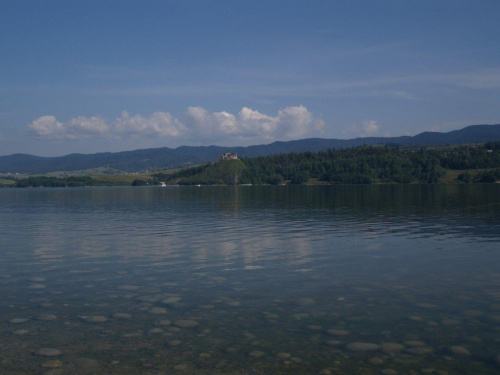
[1,185,499,375]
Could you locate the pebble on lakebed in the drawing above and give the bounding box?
[381,343,405,353]
[326,328,349,336]
[167,339,182,347]
[13,329,30,335]
[276,352,291,359]
[346,342,380,351]
[173,319,199,328]
[449,345,471,356]
[32,348,62,357]
[27,283,46,289]
[112,313,132,319]
[80,316,108,323]
[249,351,265,358]
[37,314,57,321]
[9,318,30,324]
[296,298,316,306]
[42,360,63,368]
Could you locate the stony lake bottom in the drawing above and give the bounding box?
[0,185,499,375]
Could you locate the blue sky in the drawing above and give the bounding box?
[1,0,499,156]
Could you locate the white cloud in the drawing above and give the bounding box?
[238,107,279,135]
[185,105,323,142]
[27,105,324,145]
[68,116,108,134]
[185,107,240,135]
[28,115,107,140]
[113,111,186,138]
[28,115,67,139]
[277,105,323,138]
[342,119,381,138]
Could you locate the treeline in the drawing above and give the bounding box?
[239,147,442,184]
[15,176,113,188]
[237,142,500,185]
[154,142,500,185]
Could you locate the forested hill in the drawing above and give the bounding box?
[1,123,499,174]
[157,141,500,186]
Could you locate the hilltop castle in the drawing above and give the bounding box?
[218,153,238,162]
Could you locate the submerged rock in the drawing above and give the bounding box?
[9,318,29,324]
[380,369,398,375]
[72,357,100,370]
[381,342,405,354]
[27,283,46,289]
[33,348,62,357]
[162,297,182,305]
[112,313,132,319]
[249,351,265,358]
[326,329,349,336]
[174,319,199,328]
[296,298,316,306]
[368,357,384,365]
[405,346,433,355]
[13,329,29,335]
[346,342,380,352]
[148,307,167,314]
[449,346,471,356]
[325,340,342,346]
[30,277,46,282]
[81,316,108,323]
[167,339,181,347]
[148,328,163,334]
[276,352,291,359]
[442,318,460,326]
[174,363,188,371]
[43,369,65,375]
[306,325,322,331]
[42,360,63,368]
[37,314,57,321]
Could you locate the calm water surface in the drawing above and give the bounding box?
[1,185,499,375]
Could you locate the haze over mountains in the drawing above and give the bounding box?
[1,124,499,174]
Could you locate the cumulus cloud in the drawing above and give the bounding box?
[28,115,108,140]
[185,107,239,135]
[113,111,186,138]
[68,116,108,134]
[185,105,323,142]
[27,105,324,145]
[28,115,67,139]
[342,119,381,138]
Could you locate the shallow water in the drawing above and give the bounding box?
[1,185,499,374]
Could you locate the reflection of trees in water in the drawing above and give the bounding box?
[13,185,500,267]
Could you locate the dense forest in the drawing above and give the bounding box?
[154,142,500,186]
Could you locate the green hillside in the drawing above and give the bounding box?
[156,142,500,186]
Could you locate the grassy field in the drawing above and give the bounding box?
[0,179,16,187]
[91,168,181,185]
[440,169,495,184]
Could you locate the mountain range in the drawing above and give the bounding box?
[1,124,499,174]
